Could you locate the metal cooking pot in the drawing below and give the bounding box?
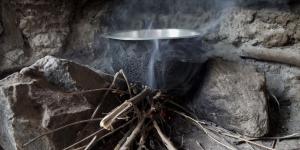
[103,29,206,94]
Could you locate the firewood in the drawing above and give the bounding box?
[241,46,300,67]
[100,87,151,130]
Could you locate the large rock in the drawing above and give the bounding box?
[0,56,114,150]
[243,59,300,149]
[0,0,76,73]
[189,59,269,137]
[11,0,74,55]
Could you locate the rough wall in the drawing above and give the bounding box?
[1,0,299,76]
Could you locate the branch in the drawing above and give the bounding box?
[63,128,105,150]
[100,87,151,130]
[67,88,128,96]
[84,136,97,150]
[64,118,135,150]
[120,117,145,150]
[114,128,134,150]
[23,118,103,147]
[241,46,300,67]
[119,69,133,97]
[93,118,136,146]
[153,120,177,150]
[91,70,123,119]
[235,133,300,144]
[137,125,151,150]
[222,133,275,150]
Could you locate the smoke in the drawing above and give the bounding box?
[147,40,159,88]
[87,0,240,93]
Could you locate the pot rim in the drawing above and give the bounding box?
[102,28,201,41]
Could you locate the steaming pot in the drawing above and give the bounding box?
[103,28,206,94]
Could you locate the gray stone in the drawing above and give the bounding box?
[263,32,290,48]
[11,0,73,54]
[0,0,75,73]
[188,59,269,137]
[0,56,113,150]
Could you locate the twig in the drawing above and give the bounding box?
[241,46,300,68]
[92,118,136,147]
[23,118,103,147]
[120,117,145,150]
[222,133,274,150]
[63,128,105,150]
[100,101,133,130]
[100,87,151,130]
[114,127,134,150]
[119,69,132,97]
[137,123,152,150]
[269,92,280,109]
[91,70,122,119]
[235,133,300,144]
[172,110,237,150]
[85,71,124,148]
[153,120,177,150]
[84,136,97,150]
[73,145,88,150]
[67,88,128,95]
[137,131,148,150]
[64,118,135,150]
[167,101,198,119]
[246,142,256,150]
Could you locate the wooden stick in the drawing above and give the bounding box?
[67,88,128,95]
[84,71,124,147]
[63,129,105,150]
[241,46,300,68]
[64,118,135,150]
[73,145,88,150]
[119,69,133,97]
[114,128,134,150]
[23,118,103,147]
[153,120,177,150]
[91,71,122,119]
[222,133,275,150]
[100,87,151,130]
[137,131,148,150]
[84,136,97,150]
[120,117,145,150]
[235,133,300,144]
[92,118,136,147]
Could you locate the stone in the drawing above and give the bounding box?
[243,59,300,149]
[295,29,300,41]
[263,32,290,48]
[11,0,74,54]
[0,0,75,73]
[188,58,269,137]
[0,56,114,150]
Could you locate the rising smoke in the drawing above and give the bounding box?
[79,0,290,94]
[90,0,237,93]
